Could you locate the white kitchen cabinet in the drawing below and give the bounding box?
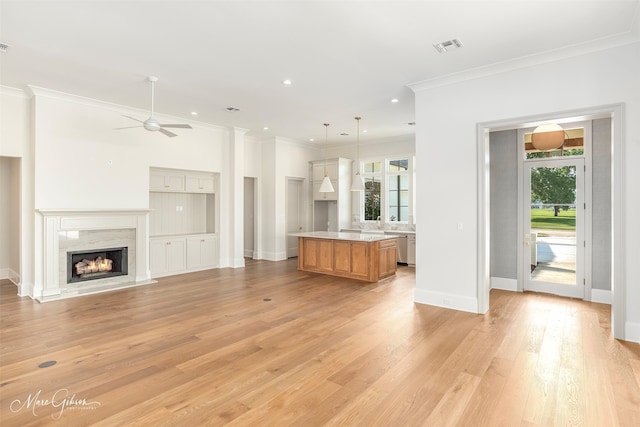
[186,234,218,270]
[150,171,185,192]
[185,174,215,193]
[150,237,187,276]
[311,157,352,231]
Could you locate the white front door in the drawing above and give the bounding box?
[523,158,585,298]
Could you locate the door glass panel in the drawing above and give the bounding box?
[528,165,577,285]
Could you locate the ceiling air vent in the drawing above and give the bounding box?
[225,107,240,112]
[0,43,9,53]
[433,38,463,53]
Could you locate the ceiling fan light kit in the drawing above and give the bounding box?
[116,76,192,138]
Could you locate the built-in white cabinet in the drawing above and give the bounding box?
[186,234,217,270]
[149,167,218,278]
[185,174,215,193]
[150,237,187,275]
[150,171,185,192]
[311,158,351,232]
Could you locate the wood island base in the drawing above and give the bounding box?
[296,232,397,282]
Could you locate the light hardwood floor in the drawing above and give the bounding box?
[1,259,639,426]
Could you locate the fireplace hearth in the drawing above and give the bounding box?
[67,247,128,284]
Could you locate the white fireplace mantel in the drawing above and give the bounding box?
[36,209,154,301]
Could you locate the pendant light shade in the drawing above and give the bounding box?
[319,176,334,192]
[351,116,365,192]
[319,123,335,193]
[531,123,566,151]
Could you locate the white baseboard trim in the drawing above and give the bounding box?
[260,251,288,262]
[490,277,518,292]
[0,268,20,286]
[414,288,479,314]
[625,321,640,344]
[244,249,253,258]
[590,289,612,305]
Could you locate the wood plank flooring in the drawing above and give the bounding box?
[1,259,639,426]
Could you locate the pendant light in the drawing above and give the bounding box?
[531,123,566,151]
[319,123,335,193]
[351,116,365,191]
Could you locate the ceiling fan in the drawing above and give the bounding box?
[116,76,192,138]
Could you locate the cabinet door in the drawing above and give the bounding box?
[149,173,168,192]
[186,235,217,269]
[185,175,215,193]
[349,242,369,278]
[150,172,185,192]
[378,240,397,278]
[333,241,351,273]
[166,239,186,272]
[150,239,168,275]
[313,161,338,181]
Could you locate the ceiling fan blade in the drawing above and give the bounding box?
[158,128,178,138]
[122,114,145,124]
[114,125,142,130]
[159,124,192,129]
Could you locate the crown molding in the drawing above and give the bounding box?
[409,31,640,92]
[26,85,228,132]
[1,85,30,99]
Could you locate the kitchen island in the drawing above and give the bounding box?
[290,231,397,282]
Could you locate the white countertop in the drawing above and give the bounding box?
[340,228,416,236]
[290,231,399,242]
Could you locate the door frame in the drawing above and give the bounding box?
[477,104,625,340]
[285,177,305,258]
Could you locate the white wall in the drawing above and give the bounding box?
[31,89,227,209]
[0,88,33,293]
[259,137,318,260]
[411,42,640,342]
[326,135,415,161]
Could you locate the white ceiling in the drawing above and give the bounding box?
[1,1,639,144]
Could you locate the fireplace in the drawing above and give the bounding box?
[67,247,128,284]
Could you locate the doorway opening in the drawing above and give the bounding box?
[479,105,624,339]
[243,177,257,259]
[286,177,304,258]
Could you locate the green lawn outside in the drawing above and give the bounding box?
[531,208,576,230]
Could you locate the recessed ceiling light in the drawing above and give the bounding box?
[391,98,399,103]
[263,126,269,130]
[363,130,368,133]
[282,79,292,85]
[309,138,315,142]
[191,111,198,116]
